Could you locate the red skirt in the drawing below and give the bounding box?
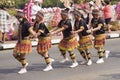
[37,37,52,53]
[58,36,79,51]
[78,35,93,51]
[94,34,106,48]
[14,39,32,54]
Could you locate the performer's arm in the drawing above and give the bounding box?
[87,22,93,30]
[37,29,44,36]
[29,27,37,37]
[49,27,59,32]
[92,23,102,32]
[50,25,68,35]
[87,23,102,33]
[50,27,64,35]
[71,26,84,34]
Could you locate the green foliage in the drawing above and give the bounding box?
[42,0,62,7]
[110,21,120,31]
[110,0,118,4]
[0,0,27,9]
[0,0,119,9]
[105,21,120,31]
[0,0,15,8]
[14,0,27,9]
[6,8,17,16]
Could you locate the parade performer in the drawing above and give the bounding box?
[13,11,37,74]
[100,0,112,33]
[34,11,54,71]
[87,9,108,64]
[72,10,93,66]
[50,9,79,68]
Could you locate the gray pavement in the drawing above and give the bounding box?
[0,38,120,80]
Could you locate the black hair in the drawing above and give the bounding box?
[0,4,4,9]
[64,8,70,12]
[21,18,28,24]
[104,0,110,5]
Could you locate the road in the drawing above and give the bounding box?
[0,38,120,80]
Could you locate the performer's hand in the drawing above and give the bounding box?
[32,33,37,38]
[87,29,92,33]
[71,31,76,35]
[48,32,55,36]
[29,34,34,39]
[47,33,52,36]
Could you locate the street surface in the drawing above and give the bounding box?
[0,38,120,80]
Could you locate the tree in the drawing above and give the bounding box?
[14,0,27,9]
[0,0,118,9]
[42,0,61,7]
